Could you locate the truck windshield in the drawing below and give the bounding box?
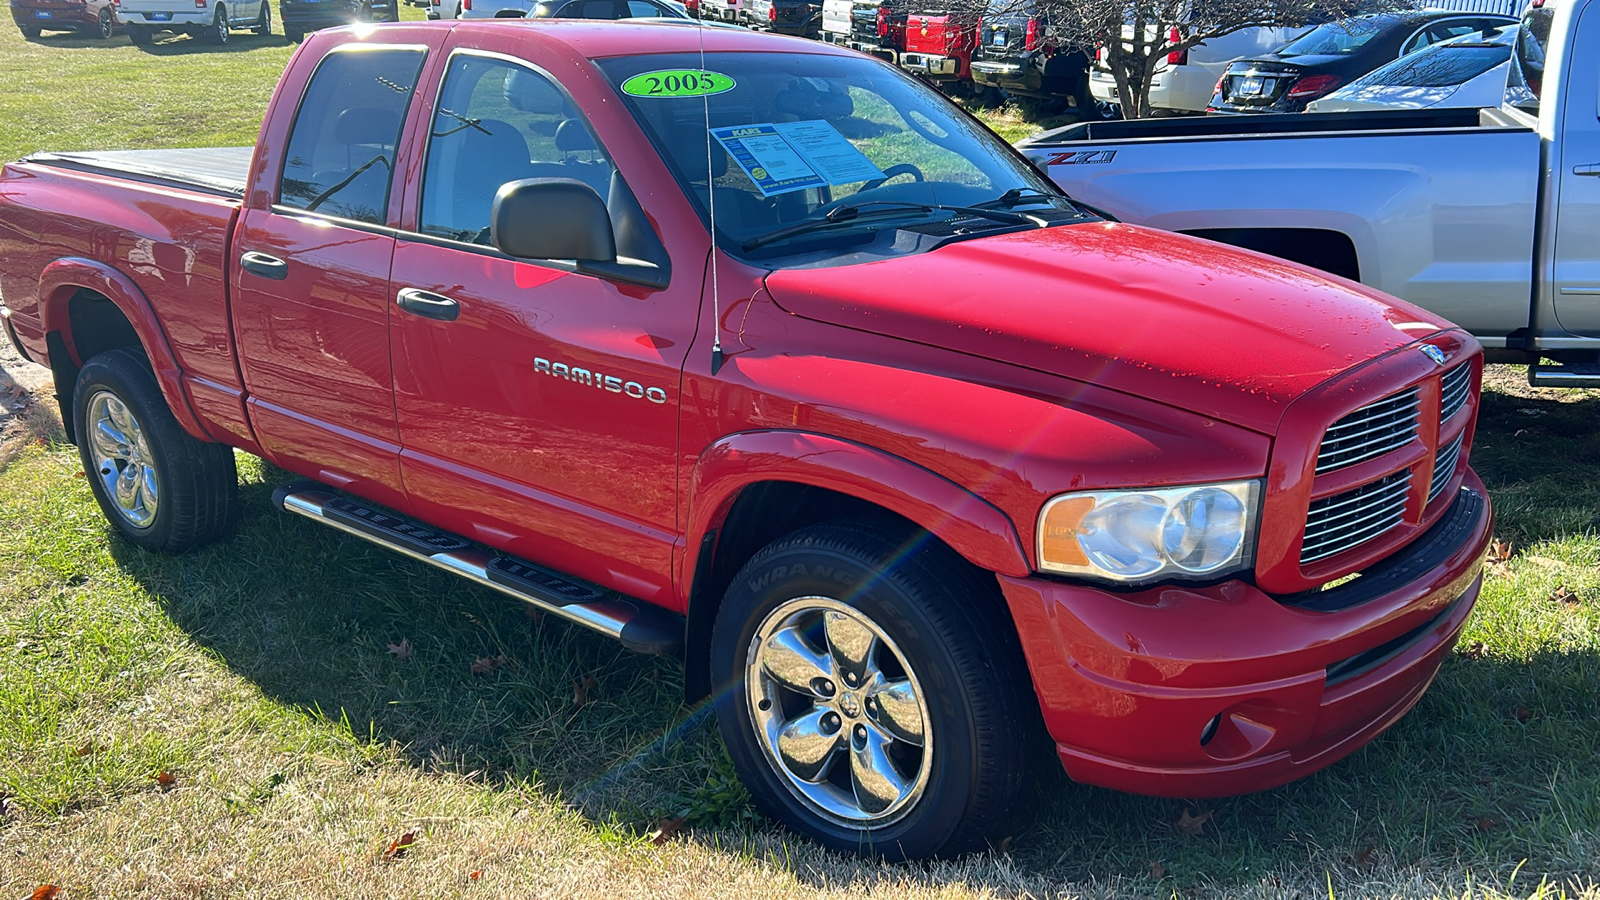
[596,51,1082,266]
[1276,17,1385,57]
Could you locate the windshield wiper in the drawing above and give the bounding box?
[740,201,1041,251]
[975,187,1071,209]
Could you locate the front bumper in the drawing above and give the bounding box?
[1001,470,1491,797]
[971,58,1040,92]
[899,51,960,79]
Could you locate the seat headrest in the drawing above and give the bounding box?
[554,119,598,154]
[458,119,531,171]
[503,68,571,115]
[774,83,854,120]
[334,107,401,145]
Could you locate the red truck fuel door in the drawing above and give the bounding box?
[232,43,430,509]
[386,52,693,604]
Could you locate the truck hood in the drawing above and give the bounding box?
[763,222,1446,435]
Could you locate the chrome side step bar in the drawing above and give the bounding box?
[1528,363,1600,389]
[271,483,683,655]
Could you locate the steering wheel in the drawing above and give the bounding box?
[859,163,925,192]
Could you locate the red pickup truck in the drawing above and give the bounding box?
[0,21,1490,860]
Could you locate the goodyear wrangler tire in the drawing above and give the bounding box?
[73,348,237,552]
[710,521,1031,859]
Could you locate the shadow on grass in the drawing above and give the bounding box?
[97,380,1600,893]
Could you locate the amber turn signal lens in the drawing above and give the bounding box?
[1038,495,1093,568]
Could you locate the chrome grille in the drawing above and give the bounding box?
[1429,433,1464,502]
[1315,388,1420,475]
[1439,364,1471,421]
[1301,470,1413,564]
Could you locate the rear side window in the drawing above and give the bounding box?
[278,47,426,225]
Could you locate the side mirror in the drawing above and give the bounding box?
[491,178,617,263]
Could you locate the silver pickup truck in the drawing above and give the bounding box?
[1018,0,1600,387]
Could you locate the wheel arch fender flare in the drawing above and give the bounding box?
[683,430,1032,591]
[37,257,209,440]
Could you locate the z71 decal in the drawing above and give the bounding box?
[1044,150,1118,166]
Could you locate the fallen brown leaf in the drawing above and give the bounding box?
[386,638,413,662]
[1514,706,1534,723]
[1149,860,1165,879]
[382,830,417,861]
[72,470,85,479]
[1457,640,1488,659]
[1549,585,1579,607]
[72,742,95,757]
[468,870,483,881]
[30,886,60,900]
[1472,817,1501,833]
[1487,539,1514,564]
[573,675,599,708]
[470,655,505,676]
[648,815,686,845]
[154,771,176,788]
[1175,808,1212,836]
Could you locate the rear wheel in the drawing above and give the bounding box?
[73,348,238,552]
[252,0,270,34]
[710,522,1032,859]
[93,7,114,38]
[203,4,227,42]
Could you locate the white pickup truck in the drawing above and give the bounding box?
[1019,0,1600,387]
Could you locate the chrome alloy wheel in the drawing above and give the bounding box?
[745,597,933,827]
[86,389,159,529]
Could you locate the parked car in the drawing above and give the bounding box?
[1089,24,1311,115]
[280,0,396,41]
[2,17,1496,862]
[425,0,460,22]
[821,0,905,60]
[12,0,118,38]
[116,0,268,43]
[747,0,817,35]
[1306,24,1517,113]
[1209,10,1516,113]
[969,0,1103,118]
[1020,0,1600,387]
[518,0,691,17]
[899,2,979,86]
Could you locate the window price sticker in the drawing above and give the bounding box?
[711,120,886,197]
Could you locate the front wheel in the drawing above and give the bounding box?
[203,4,227,42]
[710,522,1032,859]
[252,0,270,34]
[73,348,238,552]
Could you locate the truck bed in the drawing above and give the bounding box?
[23,146,254,198]
[1023,106,1522,148]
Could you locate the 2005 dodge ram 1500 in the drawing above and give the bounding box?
[0,21,1491,859]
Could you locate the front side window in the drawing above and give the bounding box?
[419,55,615,244]
[279,47,426,224]
[598,51,1081,267]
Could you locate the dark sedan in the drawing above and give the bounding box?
[12,0,117,38]
[1208,10,1515,113]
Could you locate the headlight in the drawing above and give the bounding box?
[1037,480,1260,583]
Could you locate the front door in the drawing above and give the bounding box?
[232,44,428,508]
[1551,0,1600,336]
[387,51,696,604]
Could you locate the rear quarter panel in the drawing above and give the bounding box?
[0,163,250,442]
[1019,127,1541,340]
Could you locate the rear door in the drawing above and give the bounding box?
[385,47,697,604]
[232,42,432,509]
[1551,0,1600,334]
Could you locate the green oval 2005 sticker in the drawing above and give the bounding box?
[621,69,736,98]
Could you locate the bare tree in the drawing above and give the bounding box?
[1037,0,1364,118]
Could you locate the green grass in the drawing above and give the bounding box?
[2,17,1600,899]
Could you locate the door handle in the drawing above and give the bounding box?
[396,287,460,322]
[1575,164,1600,177]
[240,251,288,280]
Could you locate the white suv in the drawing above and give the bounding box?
[1090,25,1309,114]
[116,0,269,42]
